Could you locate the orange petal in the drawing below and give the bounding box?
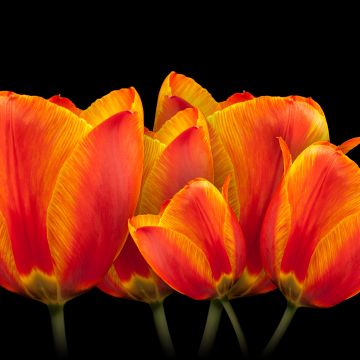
[303,213,360,307]
[48,95,82,115]
[159,179,246,283]
[262,142,360,306]
[80,87,143,127]
[278,137,293,174]
[338,137,360,154]
[209,96,329,287]
[154,72,218,131]
[0,91,14,96]
[0,94,90,276]
[155,107,208,146]
[219,92,255,109]
[139,127,214,214]
[47,111,144,300]
[153,95,193,131]
[129,219,215,300]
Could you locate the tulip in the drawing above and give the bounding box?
[151,72,330,354]
[155,72,330,295]
[0,89,144,356]
[260,137,360,355]
[154,71,254,132]
[130,178,250,356]
[99,100,214,356]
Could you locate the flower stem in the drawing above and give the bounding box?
[198,299,223,357]
[221,299,249,358]
[150,301,175,357]
[262,302,297,357]
[48,304,67,359]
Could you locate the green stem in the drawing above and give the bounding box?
[150,301,175,357]
[198,299,223,357]
[262,302,297,357]
[221,299,249,358]
[48,304,67,359]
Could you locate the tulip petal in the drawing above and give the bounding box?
[155,107,208,146]
[160,179,246,281]
[0,211,23,293]
[47,111,143,299]
[129,221,215,300]
[139,127,214,214]
[154,95,193,131]
[142,135,165,187]
[80,88,143,127]
[209,96,329,279]
[0,94,90,276]
[208,122,239,217]
[48,95,82,115]
[279,143,360,282]
[338,137,360,154]
[219,92,255,109]
[303,213,360,307]
[155,72,218,131]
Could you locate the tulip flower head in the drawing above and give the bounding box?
[129,178,246,300]
[0,89,144,305]
[259,138,360,356]
[261,137,360,308]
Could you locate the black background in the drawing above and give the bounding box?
[1,8,360,359]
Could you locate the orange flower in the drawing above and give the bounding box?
[129,178,246,300]
[0,89,144,304]
[261,138,360,308]
[153,72,330,296]
[99,101,214,303]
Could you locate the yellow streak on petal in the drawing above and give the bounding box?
[207,122,239,217]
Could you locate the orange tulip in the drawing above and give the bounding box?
[154,72,330,296]
[129,178,246,300]
[0,89,144,355]
[130,177,250,356]
[154,71,254,132]
[260,138,360,355]
[262,138,360,308]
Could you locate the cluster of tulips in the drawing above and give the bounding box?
[0,72,359,358]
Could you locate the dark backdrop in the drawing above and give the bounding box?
[1,13,360,359]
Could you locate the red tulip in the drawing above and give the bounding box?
[130,177,250,356]
[129,178,246,300]
[0,89,143,303]
[0,89,144,355]
[259,137,360,356]
[262,137,360,308]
